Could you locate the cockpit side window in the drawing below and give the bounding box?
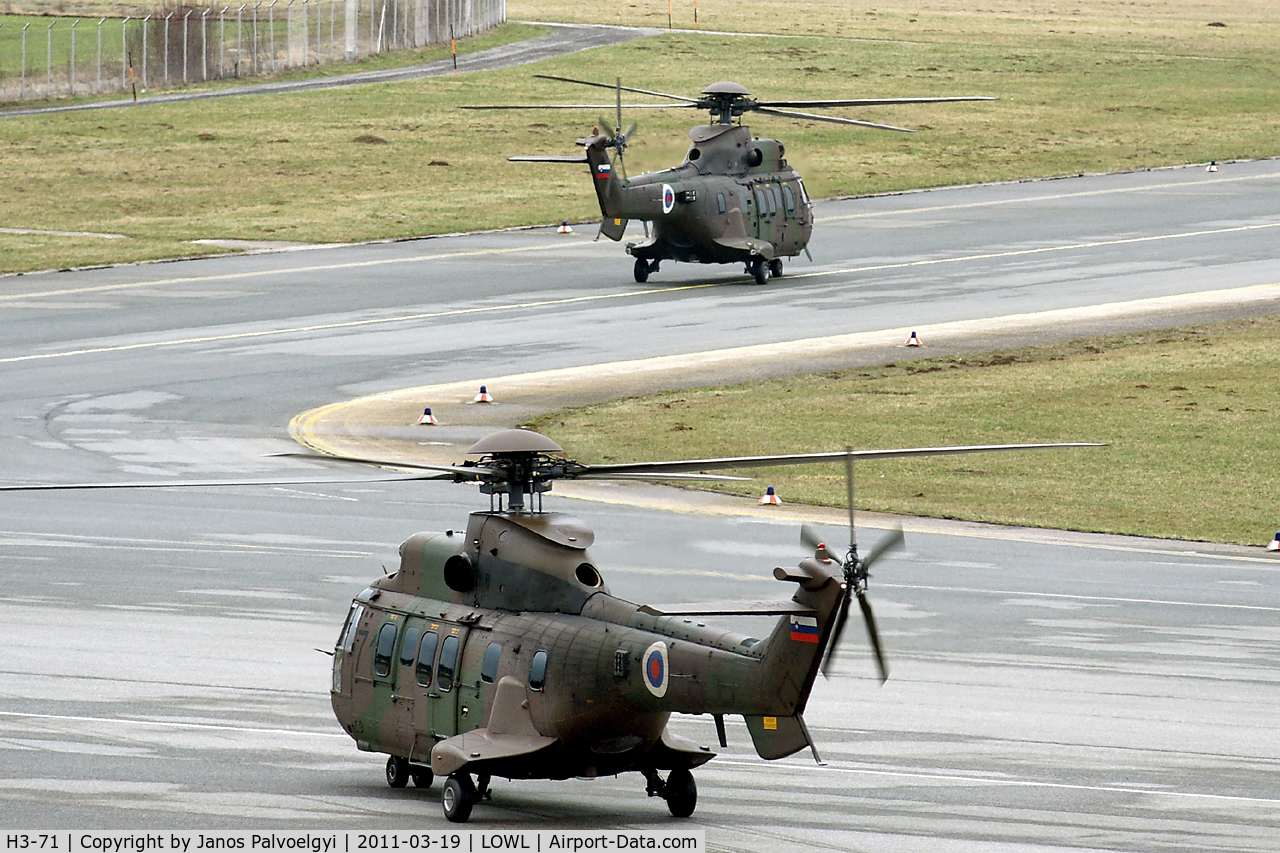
[717,193,727,214]
[339,603,364,652]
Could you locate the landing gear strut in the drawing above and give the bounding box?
[642,767,698,818]
[634,257,660,283]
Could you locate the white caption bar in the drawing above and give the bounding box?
[4,833,704,853]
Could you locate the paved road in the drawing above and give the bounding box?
[0,22,654,118]
[2,162,1279,848]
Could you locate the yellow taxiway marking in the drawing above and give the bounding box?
[817,169,1280,223]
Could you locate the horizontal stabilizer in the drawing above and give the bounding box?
[640,600,817,617]
[509,155,589,163]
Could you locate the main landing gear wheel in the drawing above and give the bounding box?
[664,768,697,818]
[411,766,434,788]
[442,774,476,823]
[385,756,410,789]
[751,256,771,285]
[769,258,783,278]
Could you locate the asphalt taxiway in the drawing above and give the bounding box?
[2,162,1279,849]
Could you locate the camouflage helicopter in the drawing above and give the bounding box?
[321,428,1093,822]
[466,76,993,284]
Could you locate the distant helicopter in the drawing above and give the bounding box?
[320,429,1094,822]
[467,76,993,284]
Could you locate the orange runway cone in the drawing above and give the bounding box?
[759,486,782,505]
[1207,160,1219,173]
[474,385,494,403]
[906,330,922,347]
[416,407,439,425]
[557,221,574,234]
[1267,531,1280,552]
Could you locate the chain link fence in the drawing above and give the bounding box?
[0,0,504,102]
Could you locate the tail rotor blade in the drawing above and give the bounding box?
[861,525,904,570]
[857,590,889,683]
[800,522,825,553]
[820,591,851,678]
[622,120,637,143]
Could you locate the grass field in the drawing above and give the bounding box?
[529,315,1280,546]
[1,1,1277,274]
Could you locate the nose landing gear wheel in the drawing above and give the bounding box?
[751,256,771,285]
[442,774,476,823]
[634,257,650,283]
[664,768,697,818]
[385,756,410,789]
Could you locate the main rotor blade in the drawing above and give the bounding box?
[533,73,700,103]
[578,443,1102,478]
[0,473,449,492]
[508,155,589,163]
[273,450,502,480]
[857,590,889,684]
[757,96,996,108]
[753,106,914,132]
[461,103,692,111]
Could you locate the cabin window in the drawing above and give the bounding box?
[754,188,767,214]
[766,187,778,216]
[373,621,398,679]
[416,631,439,687]
[481,642,503,684]
[437,634,460,692]
[400,625,421,667]
[717,193,726,214]
[529,650,548,692]
[783,185,796,214]
[339,603,363,652]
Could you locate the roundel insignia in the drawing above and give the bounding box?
[661,184,675,215]
[642,641,669,697]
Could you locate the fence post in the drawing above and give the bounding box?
[164,12,173,86]
[121,17,130,91]
[21,23,29,99]
[300,0,308,66]
[269,0,277,72]
[96,19,103,93]
[329,0,335,62]
[201,9,210,81]
[46,21,55,100]
[237,6,245,78]
[220,8,227,78]
[70,20,79,97]
[286,0,294,68]
[183,10,192,84]
[253,3,260,74]
[142,15,151,88]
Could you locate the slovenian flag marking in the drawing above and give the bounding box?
[595,163,612,180]
[790,615,820,643]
